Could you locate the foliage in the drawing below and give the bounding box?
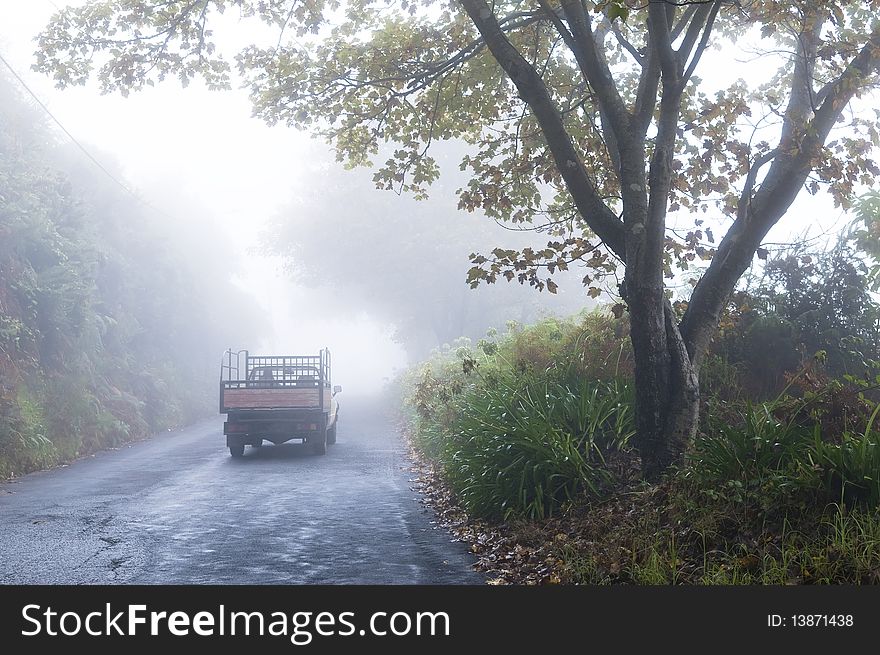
[0,75,260,477]
[686,381,880,511]
[576,500,880,585]
[708,232,880,399]
[33,2,880,238]
[403,313,634,519]
[428,443,880,584]
[854,190,880,290]
[809,404,880,507]
[405,287,880,521]
[0,388,55,475]
[403,293,880,583]
[439,372,633,520]
[686,401,818,509]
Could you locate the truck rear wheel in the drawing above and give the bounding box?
[229,444,245,458]
[310,430,327,455]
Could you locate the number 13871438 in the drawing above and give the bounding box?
[768,614,854,628]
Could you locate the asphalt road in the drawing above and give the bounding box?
[0,398,481,584]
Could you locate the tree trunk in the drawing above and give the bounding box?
[628,291,701,480]
[659,302,701,477]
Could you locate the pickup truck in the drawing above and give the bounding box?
[219,349,341,457]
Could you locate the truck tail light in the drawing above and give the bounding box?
[225,423,246,433]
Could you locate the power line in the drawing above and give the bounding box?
[0,50,138,195]
[0,48,180,222]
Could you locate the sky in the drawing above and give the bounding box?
[0,2,865,390]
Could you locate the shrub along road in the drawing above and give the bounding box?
[0,397,481,584]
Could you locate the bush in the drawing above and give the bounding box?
[443,373,633,520]
[709,235,880,401]
[809,404,880,507]
[685,390,880,510]
[403,312,635,520]
[0,388,55,477]
[685,400,818,509]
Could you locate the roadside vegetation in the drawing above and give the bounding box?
[0,77,259,478]
[401,224,880,584]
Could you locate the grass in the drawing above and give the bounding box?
[692,506,880,585]
[403,314,634,520]
[439,374,634,520]
[0,388,56,477]
[808,403,880,506]
[550,489,880,585]
[0,368,211,479]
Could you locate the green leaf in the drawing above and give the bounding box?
[606,2,630,23]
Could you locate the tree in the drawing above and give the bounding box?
[34,0,880,477]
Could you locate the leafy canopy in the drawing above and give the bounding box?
[34,1,880,296]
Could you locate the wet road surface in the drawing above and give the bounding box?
[0,398,481,584]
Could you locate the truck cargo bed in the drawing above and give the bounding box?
[220,386,332,411]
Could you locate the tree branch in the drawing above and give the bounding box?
[599,105,623,175]
[633,26,661,135]
[647,1,680,81]
[458,0,626,261]
[558,0,632,144]
[811,28,880,140]
[736,147,778,215]
[681,1,720,86]
[611,22,644,65]
[675,2,714,70]
[779,13,823,147]
[536,0,579,59]
[670,4,699,40]
[680,25,880,362]
[645,10,691,291]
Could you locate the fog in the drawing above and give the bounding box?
[0,3,593,394]
[0,5,390,392]
[0,2,852,394]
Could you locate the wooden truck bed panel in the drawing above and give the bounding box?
[221,387,332,410]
